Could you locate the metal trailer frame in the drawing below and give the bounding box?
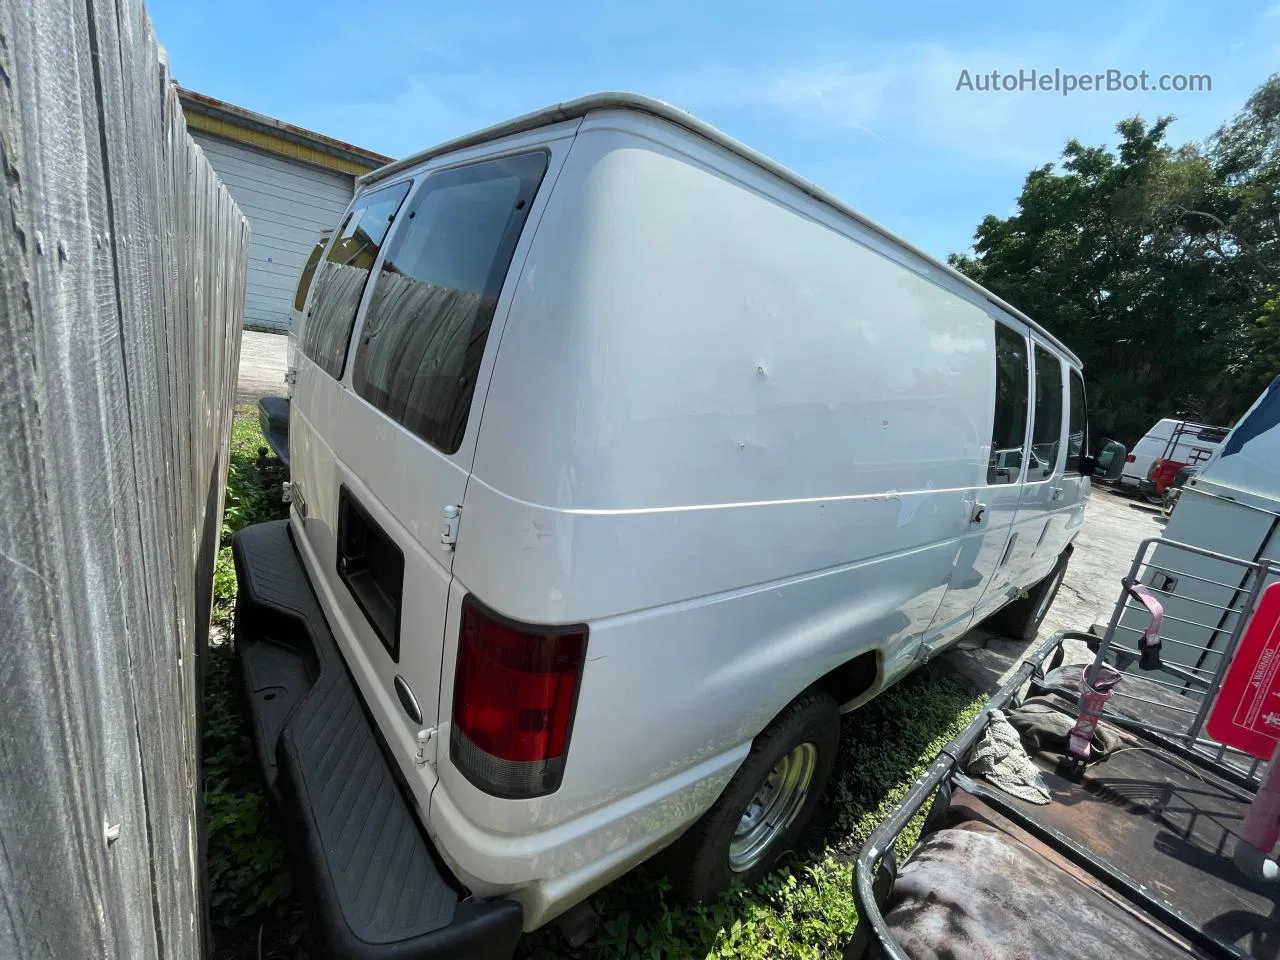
[852,536,1280,960]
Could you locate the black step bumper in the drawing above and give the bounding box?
[231,520,523,960]
[257,395,290,465]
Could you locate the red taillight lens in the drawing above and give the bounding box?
[1125,453,1136,462]
[450,597,586,798]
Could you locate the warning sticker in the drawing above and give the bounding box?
[1207,582,1280,761]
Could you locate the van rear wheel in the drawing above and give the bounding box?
[662,689,839,902]
[988,546,1072,642]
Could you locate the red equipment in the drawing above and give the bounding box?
[1206,581,1280,761]
[1148,457,1188,496]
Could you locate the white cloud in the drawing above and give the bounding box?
[319,8,1271,257]
[331,4,1264,172]
[662,34,1242,172]
[660,63,891,139]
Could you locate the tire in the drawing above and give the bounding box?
[663,688,840,902]
[987,546,1072,642]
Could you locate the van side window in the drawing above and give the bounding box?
[1029,345,1064,480]
[988,324,1029,484]
[301,181,412,379]
[352,151,549,455]
[1066,369,1089,474]
[292,231,330,314]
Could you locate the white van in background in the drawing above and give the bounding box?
[1119,417,1228,492]
[231,94,1121,958]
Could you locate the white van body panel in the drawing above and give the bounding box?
[286,99,1089,930]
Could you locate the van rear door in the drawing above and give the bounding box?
[288,132,573,804]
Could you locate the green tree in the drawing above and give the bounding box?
[950,75,1280,444]
[1203,78,1280,419]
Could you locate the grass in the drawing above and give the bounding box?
[515,674,983,960]
[205,408,304,959]
[203,408,985,959]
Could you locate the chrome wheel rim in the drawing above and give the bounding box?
[728,742,817,872]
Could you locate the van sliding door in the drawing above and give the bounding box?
[995,342,1071,603]
[917,320,1031,657]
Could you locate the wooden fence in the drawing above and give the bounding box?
[0,0,249,956]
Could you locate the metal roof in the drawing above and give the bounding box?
[360,92,1078,365]
[179,88,392,171]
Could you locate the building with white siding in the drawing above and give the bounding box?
[179,89,391,331]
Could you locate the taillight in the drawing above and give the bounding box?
[1125,453,1136,463]
[450,597,587,798]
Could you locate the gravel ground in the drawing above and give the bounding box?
[943,485,1166,691]
[236,329,288,404]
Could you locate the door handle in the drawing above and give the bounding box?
[970,502,987,525]
[1050,486,1064,502]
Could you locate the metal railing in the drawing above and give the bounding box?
[1083,536,1280,781]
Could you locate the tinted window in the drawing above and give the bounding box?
[301,181,412,378]
[1066,369,1088,474]
[352,152,548,454]
[292,230,330,313]
[989,324,1029,484]
[1029,345,1064,480]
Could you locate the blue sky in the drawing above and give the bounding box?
[150,0,1280,260]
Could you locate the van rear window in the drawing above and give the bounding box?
[292,231,330,314]
[300,181,412,379]
[352,151,548,455]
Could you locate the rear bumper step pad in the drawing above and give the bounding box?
[232,520,523,959]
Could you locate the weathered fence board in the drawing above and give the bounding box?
[0,0,249,956]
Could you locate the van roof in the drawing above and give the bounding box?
[360,92,1081,366]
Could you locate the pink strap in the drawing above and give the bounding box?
[1068,664,1122,762]
[1129,584,1164,646]
[1127,583,1165,670]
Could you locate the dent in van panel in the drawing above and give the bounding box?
[472,128,994,513]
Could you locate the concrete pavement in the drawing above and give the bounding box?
[236,329,288,404]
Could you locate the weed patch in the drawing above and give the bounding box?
[515,669,982,960]
[205,408,304,959]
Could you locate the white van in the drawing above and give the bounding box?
[1119,417,1227,492]
[231,94,1118,957]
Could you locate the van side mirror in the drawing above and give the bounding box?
[1083,439,1127,480]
